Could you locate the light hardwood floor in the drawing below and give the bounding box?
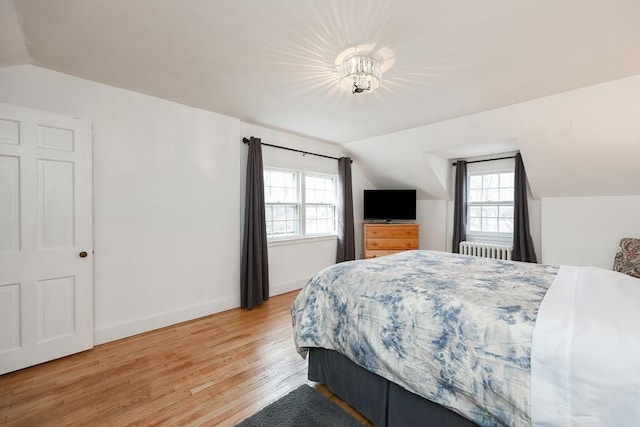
[0,291,372,426]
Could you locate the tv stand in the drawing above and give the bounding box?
[363,223,419,259]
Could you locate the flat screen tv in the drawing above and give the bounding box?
[363,189,417,221]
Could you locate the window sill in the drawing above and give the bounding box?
[268,234,337,248]
[466,232,513,246]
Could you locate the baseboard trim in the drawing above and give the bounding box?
[94,280,308,346]
[270,278,307,297]
[94,295,240,345]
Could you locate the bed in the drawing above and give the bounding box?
[291,250,640,427]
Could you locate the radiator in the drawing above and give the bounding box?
[459,241,513,261]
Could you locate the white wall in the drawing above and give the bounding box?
[240,123,374,293]
[349,77,640,264]
[0,65,376,345]
[417,200,447,251]
[0,65,243,344]
[541,196,640,268]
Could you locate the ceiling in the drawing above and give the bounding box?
[2,0,639,144]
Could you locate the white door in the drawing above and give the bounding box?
[0,103,93,375]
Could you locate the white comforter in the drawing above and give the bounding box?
[531,266,640,427]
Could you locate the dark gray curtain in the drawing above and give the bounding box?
[336,157,355,263]
[512,153,538,263]
[452,160,467,253]
[240,137,269,308]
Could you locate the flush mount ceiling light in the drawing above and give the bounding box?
[337,55,382,94]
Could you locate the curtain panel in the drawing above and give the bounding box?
[512,153,538,263]
[452,160,467,253]
[336,157,356,263]
[240,137,270,309]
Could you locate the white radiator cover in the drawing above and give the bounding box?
[460,241,513,260]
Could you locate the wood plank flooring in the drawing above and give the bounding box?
[0,291,372,426]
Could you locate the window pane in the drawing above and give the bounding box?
[469,175,482,189]
[287,205,297,219]
[271,172,283,186]
[483,174,499,189]
[273,221,286,235]
[285,172,297,187]
[466,171,514,238]
[327,190,335,203]
[469,217,481,232]
[482,217,498,232]
[499,206,514,218]
[469,190,483,202]
[499,218,513,233]
[285,188,297,202]
[266,170,336,239]
[306,220,317,234]
[271,188,284,202]
[273,205,285,219]
[500,173,514,187]
[485,189,499,201]
[306,205,317,219]
[317,219,329,233]
[499,188,514,202]
[482,206,498,218]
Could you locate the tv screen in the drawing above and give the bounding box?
[364,189,416,221]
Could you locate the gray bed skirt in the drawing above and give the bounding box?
[308,348,480,427]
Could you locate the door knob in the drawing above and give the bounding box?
[79,251,88,258]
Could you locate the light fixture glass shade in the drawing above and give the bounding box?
[338,55,381,93]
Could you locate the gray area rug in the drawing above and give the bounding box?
[236,384,362,426]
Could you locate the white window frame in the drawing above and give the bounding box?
[264,167,337,242]
[264,168,301,240]
[303,172,338,238]
[466,168,514,246]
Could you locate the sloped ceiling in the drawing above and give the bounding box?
[3,0,639,144]
[1,0,639,199]
[344,75,640,199]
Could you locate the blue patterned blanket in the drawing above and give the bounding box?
[291,250,558,427]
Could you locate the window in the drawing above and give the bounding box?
[264,169,299,239]
[305,174,336,236]
[467,171,514,243]
[264,168,336,240]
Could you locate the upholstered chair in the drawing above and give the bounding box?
[613,238,640,279]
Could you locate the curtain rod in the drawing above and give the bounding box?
[242,137,352,163]
[452,155,515,167]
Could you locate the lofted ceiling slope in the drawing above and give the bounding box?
[1,0,638,200]
[1,0,639,145]
[343,75,640,200]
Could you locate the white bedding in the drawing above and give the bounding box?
[531,266,640,427]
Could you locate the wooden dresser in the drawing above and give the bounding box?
[363,223,419,259]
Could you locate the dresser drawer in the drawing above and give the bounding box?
[365,224,419,238]
[364,250,405,259]
[363,223,420,259]
[365,237,418,250]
